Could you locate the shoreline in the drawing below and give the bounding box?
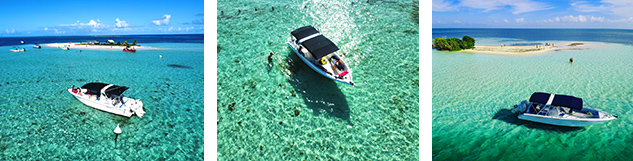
[43,43,156,50]
[457,41,605,56]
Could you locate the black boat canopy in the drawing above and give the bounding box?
[81,82,129,96]
[529,92,583,110]
[291,26,319,41]
[291,26,340,59]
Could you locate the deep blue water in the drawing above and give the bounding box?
[433,28,633,45]
[0,34,203,46]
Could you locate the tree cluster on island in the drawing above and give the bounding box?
[433,36,475,51]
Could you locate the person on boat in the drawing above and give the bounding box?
[71,85,78,93]
[532,104,540,114]
[335,59,345,71]
[330,57,345,71]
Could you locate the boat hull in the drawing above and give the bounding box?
[518,113,615,127]
[287,42,353,86]
[68,88,141,117]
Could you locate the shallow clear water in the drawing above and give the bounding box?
[0,40,203,159]
[433,35,633,160]
[218,0,419,160]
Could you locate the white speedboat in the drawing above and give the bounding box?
[288,26,354,86]
[68,82,145,118]
[62,46,70,50]
[33,44,41,49]
[512,92,617,127]
[10,48,25,52]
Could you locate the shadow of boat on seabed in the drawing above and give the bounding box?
[493,108,583,133]
[285,52,352,125]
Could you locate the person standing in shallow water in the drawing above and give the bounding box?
[266,51,275,72]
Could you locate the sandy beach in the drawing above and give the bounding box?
[44,42,154,50]
[460,41,604,56]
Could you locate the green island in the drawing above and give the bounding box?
[78,40,141,47]
[433,36,475,51]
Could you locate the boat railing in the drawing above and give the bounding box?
[537,105,549,115]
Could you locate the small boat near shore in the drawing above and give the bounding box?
[33,44,41,49]
[62,45,70,50]
[10,48,25,52]
[288,26,354,86]
[68,82,145,118]
[512,92,617,127]
[123,47,136,52]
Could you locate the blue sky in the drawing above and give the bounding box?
[0,0,203,36]
[433,0,633,29]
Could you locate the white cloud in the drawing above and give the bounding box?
[460,0,554,14]
[6,28,15,33]
[192,19,203,25]
[433,0,458,12]
[115,18,129,28]
[503,19,509,23]
[86,20,102,28]
[48,18,136,34]
[60,19,104,28]
[159,26,200,32]
[515,18,525,23]
[572,0,633,18]
[546,15,605,23]
[152,14,171,25]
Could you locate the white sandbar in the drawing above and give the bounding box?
[43,43,156,50]
[459,41,605,56]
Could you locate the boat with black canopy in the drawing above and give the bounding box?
[512,92,617,127]
[68,82,145,118]
[288,25,354,86]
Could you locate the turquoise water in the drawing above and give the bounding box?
[0,42,203,159]
[433,38,633,160]
[218,0,419,160]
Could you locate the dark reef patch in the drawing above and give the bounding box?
[167,64,194,69]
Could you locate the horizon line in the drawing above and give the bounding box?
[0,33,204,38]
[432,27,633,30]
